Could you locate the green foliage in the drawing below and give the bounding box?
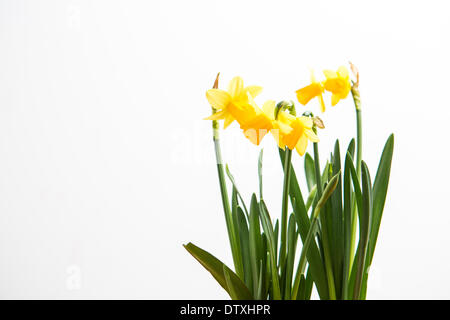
[185,129,394,300]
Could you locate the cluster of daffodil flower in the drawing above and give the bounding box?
[184,64,394,300]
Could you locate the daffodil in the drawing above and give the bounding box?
[205,76,262,129]
[276,112,319,156]
[295,71,326,112]
[240,100,275,145]
[323,66,351,106]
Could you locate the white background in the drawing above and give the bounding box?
[0,0,449,299]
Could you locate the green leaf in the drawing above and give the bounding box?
[353,161,373,299]
[304,152,316,192]
[226,165,249,217]
[249,194,263,295]
[258,149,264,200]
[347,138,355,160]
[231,187,244,279]
[368,134,394,264]
[347,153,363,217]
[184,242,253,300]
[305,185,317,213]
[259,200,282,300]
[260,233,269,299]
[223,266,239,300]
[284,213,298,299]
[279,148,329,299]
[329,140,344,297]
[274,219,279,257]
[342,153,353,299]
[236,206,253,292]
[360,134,394,298]
[297,268,314,300]
[255,260,264,300]
[293,172,340,299]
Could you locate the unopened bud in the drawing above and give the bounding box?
[314,172,340,217]
[275,100,296,119]
[213,72,220,89]
[313,117,325,129]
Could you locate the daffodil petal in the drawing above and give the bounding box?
[297,116,313,129]
[228,76,244,98]
[277,110,295,124]
[206,89,231,110]
[223,113,235,129]
[270,129,285,149]
[204,110,227,120]
[305,129,320,142]
[245,85,263,98]
[276,121,293,135]
[296,83,323,105]
[295,135,308,156]
[262,100,276,120]
[331,93,340,106]
[309,69,317,83]
[337,66,349,79]
[323,69,337,79]
[318,93,326,113]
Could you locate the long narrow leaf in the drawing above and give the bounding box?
[279,149,329,299]
[184,242,253,300]
[353,161,372,299]
[249,194,263,295]
[259,200,282,300]
[360,134,394,298]
[304,152,316,192]
[226,165,249,218]
[342,152,353,299]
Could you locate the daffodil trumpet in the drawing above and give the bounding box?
[184,66,394,301]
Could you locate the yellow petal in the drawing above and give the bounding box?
[305,129,320,142]
[296,83,323,105]
[295,135,308,156]
[243,128,269,146]
[331,93,340,106]
[337,66,349,79]
[228,102,258,127]
[244,128,258,145]
[276,121,293,135]
[223,113,235,129]
[323,69,337,79]
[309,69,317,83]
[206,89,231,110]
[298,116,313,129]
[228,76,244,98]
[204,110,227,120]
[318,93,326,113]
[270,128,285,149]
[262,100,276,120]
[245,85,263,98]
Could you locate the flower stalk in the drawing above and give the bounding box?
[210,73,244,279]
[349,63,363,270]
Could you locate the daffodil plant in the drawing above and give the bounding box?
[184,64,394,300]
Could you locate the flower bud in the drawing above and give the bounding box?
[275,100,296,119]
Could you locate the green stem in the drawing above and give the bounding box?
[313,142,323,197]
[279,148,293,276]
[312,141,336,300]
[212,119,243,279]
[292,216,319,298]
[349,92,363,274]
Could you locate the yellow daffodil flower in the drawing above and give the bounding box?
[276,112,319,156]
[323,66,351,106]
[295,71,326,112]
[205,76,262,129]
[240,100,275,145]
